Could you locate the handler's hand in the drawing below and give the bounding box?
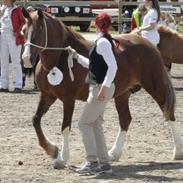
[131,28,139,34]
[67,46,78,59]
[136,28,142,35]
[97,86,108,101]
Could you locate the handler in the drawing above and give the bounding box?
[68,12,118,173]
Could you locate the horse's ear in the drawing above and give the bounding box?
[22,7,30,19]
[37,9,44,20]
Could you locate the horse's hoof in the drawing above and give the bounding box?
[53,160,66,169]
[173,148,183,160]
[108,150,121,162]
[53,155,66,169]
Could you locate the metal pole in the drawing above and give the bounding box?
[118,0,123,33]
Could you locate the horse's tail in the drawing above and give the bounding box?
[138,44,176,121]
[163,70,176,121]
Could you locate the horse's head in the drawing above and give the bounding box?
[22,8,46,68]
[22,8,69,71]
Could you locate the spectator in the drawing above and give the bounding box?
[131,4,147,31]
[27,6,35,13]
[122,10,131,33]
[177,17,183,33]
[159,12,167,26]
[159,12,176,30]
[0,0,25,93]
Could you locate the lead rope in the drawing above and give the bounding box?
[24,18,75,81]
[67,50,75,82]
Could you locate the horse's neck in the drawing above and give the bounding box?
[65,27,92,58]
[40,18,91,71]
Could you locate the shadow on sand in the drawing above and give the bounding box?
[83,162,183,182]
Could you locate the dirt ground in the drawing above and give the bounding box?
[0,58,183,182]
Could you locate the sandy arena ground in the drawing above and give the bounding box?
[0,33,183,183]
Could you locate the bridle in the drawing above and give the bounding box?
[24,17,75,81]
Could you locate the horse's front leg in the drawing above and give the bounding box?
[53,97,75,169]
[33,93,58,158]
[108,91,132,161]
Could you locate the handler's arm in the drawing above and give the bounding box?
[77,54,89,69]
[67,47,89,69]
[138,22,156,32]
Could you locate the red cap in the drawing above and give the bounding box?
[95,12,112,33]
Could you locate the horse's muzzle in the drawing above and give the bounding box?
[22,45,33,68]
[22,53,33,68]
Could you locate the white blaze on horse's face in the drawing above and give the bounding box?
[22,25,33,68]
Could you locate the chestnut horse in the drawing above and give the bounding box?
[22,9,181,169]
[158,25,183,71]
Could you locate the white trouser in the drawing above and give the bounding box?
[78,83,115,164]
[0,33,22,89]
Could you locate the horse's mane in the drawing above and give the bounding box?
[158,25,178,37]
[43,12,92,47]
[43,12,86,39]
[43,12,65,29]
[66,26,87,41]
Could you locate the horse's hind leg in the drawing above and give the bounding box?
[141,66,183,160]
[108,91,132,161]
[33,93,58,159]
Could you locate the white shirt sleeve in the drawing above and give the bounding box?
[77,54,89,69]
[96,37,118,87]
[148,9,158,24]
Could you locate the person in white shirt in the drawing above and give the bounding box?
[68,13,118,174]
[137,0,161,46]
[159,12,176,30]
[0,0,25,93]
